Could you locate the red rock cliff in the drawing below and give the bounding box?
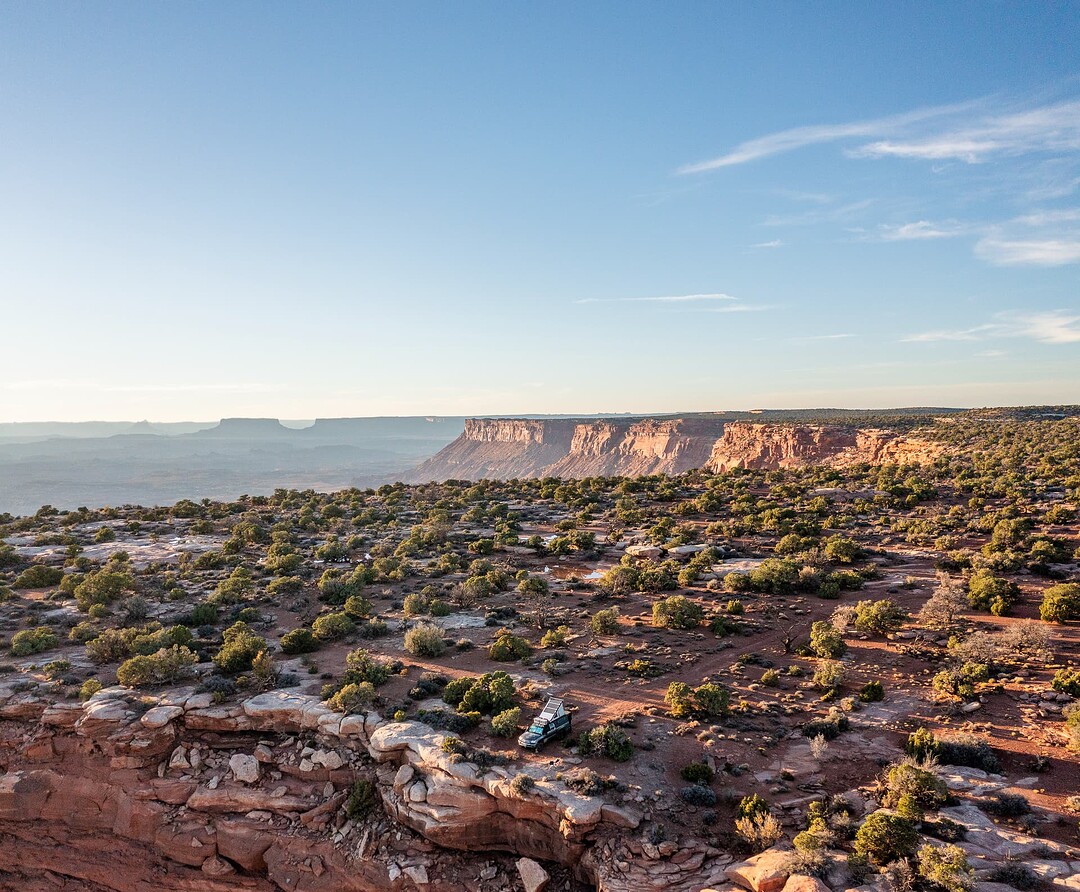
[407,418,944,481]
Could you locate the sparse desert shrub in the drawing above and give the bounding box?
[680,762,715,784]
[578,723,634,762]
[327,681,376,713]
[344,779,378,819]
[932,662,989,700]
[509,774,536,797]
[760,668,781,686]
[343,595,372,618]
[735,812,782,852]
[213,622,267,674]
[10,626,58,657]
[541,625,569,648]
[852,599,907,635]
[883,763,948,811]
[906,727,940,762]
[280,628,319,654]
[342,647,398,687]
[652,596,705,630]
[312,611,355,641]
[415,708,481,733]
[680,784,717,807]
[802,707,849,740]
[1052,667,1080,697]
[116,645,199,688]
[490,706,521,737]
[488,630,531,662]
[736,793,770,820]
[590,607,620,635]
[13,565,64,589]
[917,843,973,892]
[561,767,614,796]
[79,678,103,700]
[937,733,1000,773]
[859,680,885,702]
[983,792,1030,817]
[813,660,844,695]
[854,812,918,866]
[987,861,1039,891]
[1039,582,1080,623]
[664,681,729,719]
[405,622,446,657]
[809,621,846,658]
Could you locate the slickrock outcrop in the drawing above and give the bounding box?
[2,683,739,892]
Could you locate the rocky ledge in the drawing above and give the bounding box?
[0,682,736,892]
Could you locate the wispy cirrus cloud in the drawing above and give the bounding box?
[877,220,966,241]
[904,310,1080,344]
[679,96,1080,172]
[677,100,979,172]
[749,239,784,249]
[576,292,737,305]
[974,236,1080,266]
[575,292,772,314]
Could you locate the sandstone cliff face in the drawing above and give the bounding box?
[407,418,945,482]
[705,423,945,472]
[407,418,726,482]
[0,682,735,892]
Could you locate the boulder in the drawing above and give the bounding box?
[782,876,830,892]
[726,848,792,892]
[229,753,260,784]
[516,857,550,892]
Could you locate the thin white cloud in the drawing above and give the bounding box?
[974,236,1080,266]
[878,221,965,241]
[749,239,784,249]
[1012,208,1080,226]
[679,96,1080,172]
[700,304,772,314]
[904,310,1080,344]
[851,100,1080,164]
[677,100,978,172]
[576,292,737,305]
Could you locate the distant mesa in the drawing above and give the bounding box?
[405,414,949,482]
[197,417,293,438]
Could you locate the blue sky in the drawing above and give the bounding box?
[1,2,1078,421]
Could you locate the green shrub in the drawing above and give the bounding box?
[327,681,376,713]
[680,784,717,806]
[737,794,770,820]
[116,645,199,687]
[490,707,521,737]
[859,680,885,702]
[937,733,1001,773]
[652,596,705,630]
[13,565,64,589]
[1040,582,1080,622]
[312,611,356,641]
[10,626,58,656]
[1052,667,1080,697]
[343,595,372,618]
[281,628,319,654]
[809,621,845,658]
[345,779,378,819]
[680,762,715,784]
[906,728,940,761]
[968,570,1018,616]
[79,678,103,700]
[664,681,729,719]
[488,630,531,662]
[213,622,267,674]
[541,625,569,648]
[854,813,918,866]
[917,843,973,892]
[578,723,633,762]
[590,607,620,635]
[458,671,515,715]
[404,622,446,657]
[883,763,948,811]
[852,599,907,635]
[813,661,844,695]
